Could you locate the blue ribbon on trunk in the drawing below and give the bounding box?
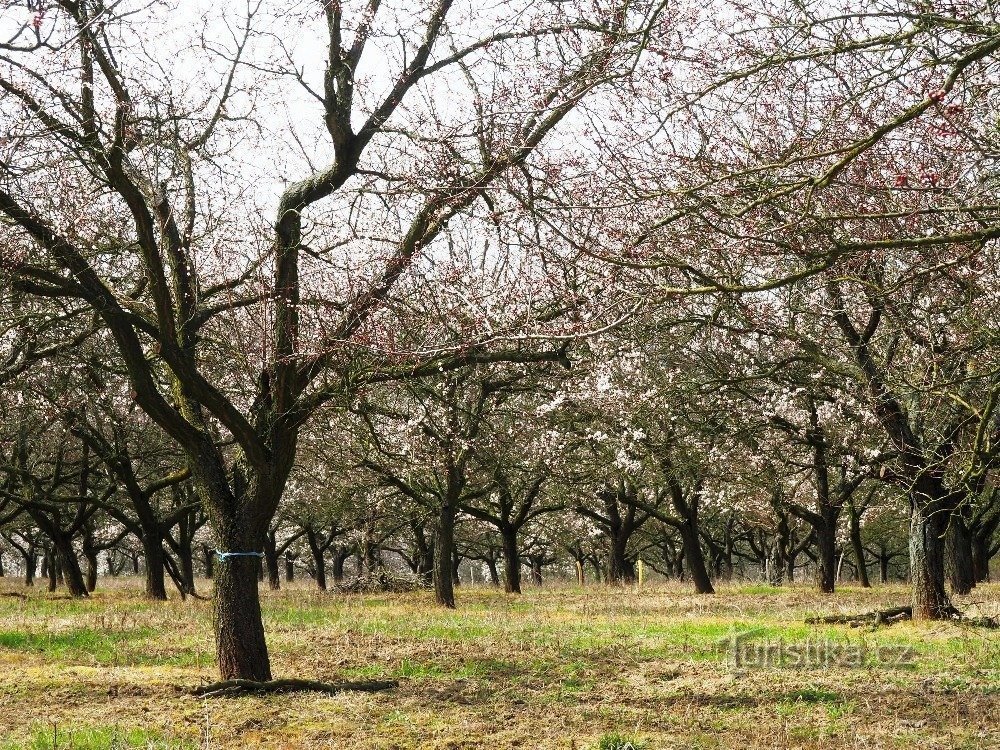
[215,550,265,562]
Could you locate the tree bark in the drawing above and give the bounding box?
[608,536,635,585]
[52,534,88,598]
[331,548,349,585]
[972,535,992,583]
[910,501,953,619]
[264,533,281,591]
[679,522,714,594]
[84,550,99,593]
[24,551,36,587]
[433,502,456,608]
[849,507,871,588]
[501,528,521,594]
[142,532,168,600]
[485,557,500,586]
[947,513,975,595]
[213,555,271,681]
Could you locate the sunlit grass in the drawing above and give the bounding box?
[1,578,999,748]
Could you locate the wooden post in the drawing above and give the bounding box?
[638,559,645,591]
[576,561,584,586]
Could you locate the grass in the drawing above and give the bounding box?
[0,578,999,748]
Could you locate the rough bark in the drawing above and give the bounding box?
[910,500,953,619]
[433,502,457,608]
[501,529,521,594]
[213,554,271,682]
[142,532,168,600]
[680,521,714,594]
[947,513,975,595]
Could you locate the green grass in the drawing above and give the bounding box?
[596,733,648,750]
[2,579,1000,748]
[1,726,195,750]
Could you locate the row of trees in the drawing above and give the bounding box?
[2,0,1000,683]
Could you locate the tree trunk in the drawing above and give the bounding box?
[947,514,975,595]
[485,557,500,586]
[178,534,197,596]
[84,550,99,593]
[501,528,521,594]
[313,550,327,591]
[142,532,168,600]
[849,509,871,588]
[52,534,88,598]
[285,553,296,582]
[203,545,215,579]
[264,534,281,591]
[24,551,36,587]
[910,501,952,619]
[332,548,349,585]
[608,536,635,585]
[816,520,836,594]
[680,522,714,594]
[213,554,271,681]
[529,556,543,585]
[46,549,57,592]
[433,503,456,608]
[972,535,992,583]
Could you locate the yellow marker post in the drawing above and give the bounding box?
[637,559,645,591]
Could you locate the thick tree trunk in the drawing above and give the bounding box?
[415,549,433,586]
[203,545,215,579]
[23,551,36,586]
[501,529,521,594]
[52,535,88,598]
[910,501,953,619]
[972,535,992,583]
[213,555,271,681]
[680,522,714,594]
[608,536,635,585]
[331,548,348,585]
[84,550,99,593]
[313,551,327,591]
[879,554,889,584]
[433,503,456,608]
[142,532,168,600]
[947,514,975,595]
[285,553,296,582]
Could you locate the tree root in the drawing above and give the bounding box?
[192,678,399,698]
[806,605,1000,629]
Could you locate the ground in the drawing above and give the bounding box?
[1,578,999,749]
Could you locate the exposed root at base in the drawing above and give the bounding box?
[806,605,1000,629]
[192,677,399,698]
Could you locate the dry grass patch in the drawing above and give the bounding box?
[1,578,999,748]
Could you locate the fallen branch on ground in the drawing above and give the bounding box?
[192,678,399,698]
[806,606,913,627]
[0,591,27,599]
[806,605,1000,629]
